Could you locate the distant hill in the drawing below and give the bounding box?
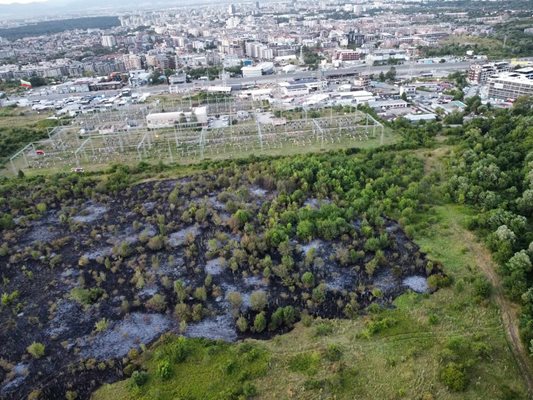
[0,0,240,21]
[0,16,120,40]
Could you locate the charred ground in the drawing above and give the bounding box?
[0,152,446,399]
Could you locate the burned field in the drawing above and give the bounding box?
[0,154,445,399]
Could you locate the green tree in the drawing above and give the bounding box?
[29,76,46,87]
[385,67,396,81]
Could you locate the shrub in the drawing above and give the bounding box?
[242,382,257,396]
[94,318,109,332]
[146,294,167,312]
[427,274,452,290]
[253,312,267,333]
[324,344,343,361]
[237,315,248,332]
[147,235,164,251]
[131,370,148,387]
[174,303,190,321]
[78,256,89,267]
[428,314,439,325]
[169,337,190,363]
[288,352,321,375]
[364,237,381,252]
[193,286,207,302]
[0,243,8,257]
[439,362,468,391]
[312,284,327,304]
[363,317,397,337]
[314,322,334,337]
[301,311,313,327]
[174,280,187,303]
[269,307,285,331]
[114,241,131,258]
[301,271,315,288]
[1,290,19,306]
[192,303,204,321]
[27,342,45,359]
[27,390,41,400]
[473,276,492,299]
[157,360,172,379]
[282,305,297,327]
[250,290,268,311]
[227,291,243,310]
[233,209,251,228]
[70,287,104,305]
[65,391,77,400]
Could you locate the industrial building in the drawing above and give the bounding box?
[368,99,408,110]
[241,62,274,78]
[146,107,208,129]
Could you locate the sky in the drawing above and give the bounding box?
[0,0,49,4]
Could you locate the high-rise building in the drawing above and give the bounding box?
[123,54,143,71]
[228,4,236,15]
[245,42,273,60]
[347,31,365,47]
[101,35,117,48]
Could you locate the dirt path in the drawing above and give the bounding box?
[419,147,533,397]
[461,228,533,397]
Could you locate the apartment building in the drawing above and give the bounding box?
[468,62,510,84]
[487,68,533,100]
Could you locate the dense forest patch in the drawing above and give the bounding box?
[0,17,120,41]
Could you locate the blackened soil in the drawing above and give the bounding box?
[0,173,441,400]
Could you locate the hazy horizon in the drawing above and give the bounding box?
[0,0,245,21]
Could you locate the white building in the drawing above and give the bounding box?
[487,69,533,100]
[245,42,274,60]
[101,35,116,48]
[468,62,510,84]
[366,50,408,65]
[332,90,375,105]
[368,99,408,110]
[238,88,272,101]
[146,107,208,129]
[54,80,92,94]
[242,62,274,78]
[279,82,309,97]
[404,113,437,122]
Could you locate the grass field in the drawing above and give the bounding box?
[0,106,59,168]
[11,125,396,178]
[442,34,503,51]
[92,146,527,400]
[0,106,52,128]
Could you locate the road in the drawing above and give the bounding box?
[14,61,474,103]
